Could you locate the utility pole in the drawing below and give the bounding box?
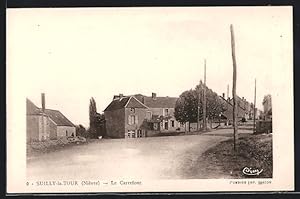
[203,59,207,131]
[227,84,229,99]
[230,24,238,152]
[197,80,201,131]
[253,78,257,134]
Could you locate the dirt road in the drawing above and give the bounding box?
[27,134,231,180]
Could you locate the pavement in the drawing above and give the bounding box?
[27,129,252,180]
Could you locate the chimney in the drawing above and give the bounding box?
[152,92,157,100]
[41,93,45,112]
[119,93,123,98]
[113,95,119,100]
[222,93,225,98]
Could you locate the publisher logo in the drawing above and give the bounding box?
[242,167,263,176]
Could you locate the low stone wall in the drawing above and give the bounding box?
[255,120,272,134]
[27,137,87,157]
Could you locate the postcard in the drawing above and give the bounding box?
[6,6,294,193]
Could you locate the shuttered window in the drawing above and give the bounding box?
[128,115,138,125]
[128,115,132,124]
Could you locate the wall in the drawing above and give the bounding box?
[27,115,58,142]
[57,126,76,138]
[48,117,57,140]
[149,108,163,116]
[125,107,147,135]
[147,107,185,132]
[104,108,125,138]
[256,120,272,134]
[39,115,60,141]
[223,104,246,120]
[38,115,46,141]
[26,115,40,142]
[27,114,73,141]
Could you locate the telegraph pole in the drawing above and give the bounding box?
[230,24,238,152]
[203,59,207,131]
[227,84,229,99]
[197,80,201,131]
[253,78,257,134]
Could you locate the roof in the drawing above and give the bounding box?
[220,96,246,111]
[104,94,178,111]
[104,97,131,111]
[43,109,75,127]
[26,98,42,115]
[104,96,148,111]
[126,96,148,109]
[143,96,178,108]
[26,98,75,127]
[219,96,246,119]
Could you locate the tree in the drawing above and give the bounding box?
[89,97,107,138]
[89,97,97,138]
[175,82,226,131]
[76,124,87,138]
[262,94,272,118]
[174,89,199,131]
[95,113,106,137]
[196,82,227,123]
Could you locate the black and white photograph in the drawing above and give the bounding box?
[6,6,293,193]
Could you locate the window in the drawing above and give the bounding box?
[164,109,169,116]
[128,115,138,125]
[130,108,135,113]
[171,120,175,127]
[146,111,152,120]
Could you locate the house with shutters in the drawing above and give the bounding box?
[26,93,76,142]
[104,93,186,138]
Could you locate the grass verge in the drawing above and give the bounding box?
[201,133,273,178]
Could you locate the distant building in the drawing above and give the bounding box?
[26,94,76,142]
[219,94,257,123]
[104,93,186,138]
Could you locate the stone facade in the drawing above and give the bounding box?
[104,108,125,138]
[57,126,76,138]
[27,115,40,142]
[26,97,76,142]
[125,107,147,138]
[104,94,186,139]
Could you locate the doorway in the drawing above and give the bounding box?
[164,121,168,130]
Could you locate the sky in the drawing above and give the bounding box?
[7,7,292,127]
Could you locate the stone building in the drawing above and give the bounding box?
[104,93,186,138]
[26,94,76,142]
[219,94,248,123]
